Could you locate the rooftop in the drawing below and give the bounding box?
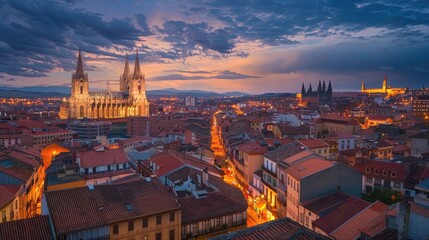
[0,215,53,240]
[78,148,129,168]
[296,139,329,149]
[312,196,371,235]
[238,141,268,155]
[45,179,179,235]
[354,161,408,182]
[210,217,329,240]
[264,143,304,163]
[286,158,334,180]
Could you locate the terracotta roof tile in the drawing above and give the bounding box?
[45,179,179,235]
[0,165,34,183]
[264,143,305,163]
[239,142,268,155]
[312,197,371,235]
[297,139,329,149]
[0,216,53,240]
[302,191,351,216]
[78,148,129,168]
[212,217,329,240]
[150,151,186,177]
[287,158,334,180]
[331,201,389,240]
[370,228,398,240]
[0,184,19,208]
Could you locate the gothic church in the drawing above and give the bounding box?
[59,50,149,119]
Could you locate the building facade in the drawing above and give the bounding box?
[60,50,149,119]
[361,75,406,97]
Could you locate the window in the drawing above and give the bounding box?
[169,229,175,240]
[216,217,221,227]
[142,217,148,228]
[156,233,162,240]
[374,179,382,185]
[366,177,373,183]
[128,221,134,231]
[156,215,162,225]
[394,182,401,188]
[170,212,175,222]
[113,224,119,235]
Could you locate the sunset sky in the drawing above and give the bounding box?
[0,0,428,94]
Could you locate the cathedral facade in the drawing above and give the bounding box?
[299,80,333,105]
[59,50,149,119]
[361,76,406,98]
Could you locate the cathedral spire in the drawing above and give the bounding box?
[123,54,130,77]
[301,83,306,96]
[322,80,326,92]
[328,81,332,93]
[133,49,143,79]
[75,48,85,79]
[317,80,322,93]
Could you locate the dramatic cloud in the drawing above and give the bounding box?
[0,0,147,77]
[0,0,428,91]
[151,70,259,81]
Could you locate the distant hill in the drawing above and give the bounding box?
[0,89,68,98]
[0,86,249,98]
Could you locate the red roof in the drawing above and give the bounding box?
[0,215,53,240]
[312,196,371,234]
[287,158,333,180]
[45,179,179,235]
[0,184,19,208]
[78,148,129,168]
[331,201,389,239]
[392,144,410,153]
[318,115,359,125]
[8,151,39,168]
[150,151,186,176]
[239,142,268,155]
[214,217,329,240]
[120,136,153,146]
[0,165,34,183]
[354,161,408,182]
[297,139,329,149]
[150,151,221,177]
[15,119,49,129]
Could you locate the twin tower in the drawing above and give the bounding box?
[59,50,149,119]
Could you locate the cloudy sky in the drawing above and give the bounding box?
[0,0,428,94]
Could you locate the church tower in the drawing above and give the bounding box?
[71,49,89,96]
[128,50,149,116]
[382,75,387,92]
[361,82,366,92]
[120,54,131,92]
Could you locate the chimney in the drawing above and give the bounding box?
[396,197,410,240]
[202,167,209,186]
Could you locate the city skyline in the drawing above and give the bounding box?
[1,0,428,94]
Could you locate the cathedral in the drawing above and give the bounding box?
[59,50,149,119]
[361,75,406,98]
[299,80,333,105]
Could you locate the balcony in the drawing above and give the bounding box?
[261,164,276,177]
